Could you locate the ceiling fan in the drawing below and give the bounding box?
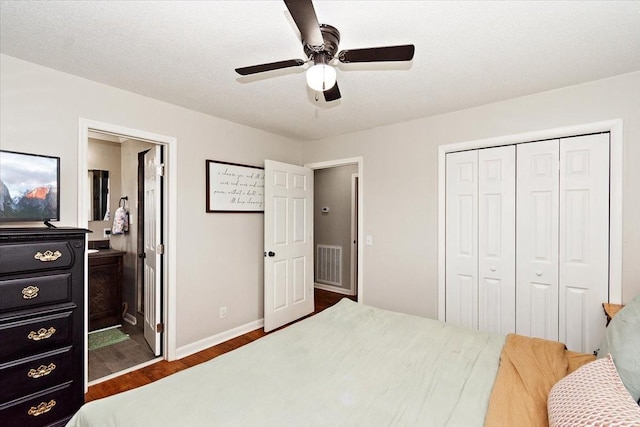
[235,0,415,102]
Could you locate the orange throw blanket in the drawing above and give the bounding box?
[484,334,595,427]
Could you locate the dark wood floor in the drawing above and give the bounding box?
[85,288,355,402]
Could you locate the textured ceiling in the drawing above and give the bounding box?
[1,1,639,140]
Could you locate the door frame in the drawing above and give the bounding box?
[78,118,178,391]
[305,157,364,301]
[350,173,359,296]
[437,119,623,321]
[136,150,150,315]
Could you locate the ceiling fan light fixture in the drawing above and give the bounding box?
[306,63,336,92]
[235,1,415,102]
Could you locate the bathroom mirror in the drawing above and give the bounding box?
[89,169,110,221]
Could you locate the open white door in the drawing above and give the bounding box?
[264,160,314,332]
[143,146,162,355]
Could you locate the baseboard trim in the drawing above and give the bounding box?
[314,283,353,296]
[175,318,264,360]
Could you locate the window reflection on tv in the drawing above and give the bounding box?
[0,150,60,222]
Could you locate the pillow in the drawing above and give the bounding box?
[598,294,640,402]
[548,355,640,427]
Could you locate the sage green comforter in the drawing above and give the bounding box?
[68,299,505,426]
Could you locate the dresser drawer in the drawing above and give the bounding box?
[0,241,76,275]
[0,347,73,402]
[0,312,73,362]
[0,382,73,427]
[0,274,72,314]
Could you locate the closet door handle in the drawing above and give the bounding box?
[489,266,496,272]
[536,270,543,276]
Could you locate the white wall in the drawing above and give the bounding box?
[3,53,638,352]
[302,71,640,318]
[0,54,302,350]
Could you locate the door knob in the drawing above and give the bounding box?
[264,251,275,257]
[490,266,496,272]
[536,270,543,276]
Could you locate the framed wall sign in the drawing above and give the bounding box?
[206,160,264,212]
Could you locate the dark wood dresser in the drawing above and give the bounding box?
[0,228,88,427]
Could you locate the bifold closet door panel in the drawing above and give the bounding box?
[478,146,516,335]
[445,150,478,329]
[516,140,560,342]
[559,133,609,353]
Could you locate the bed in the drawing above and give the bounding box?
[68,297,640,427]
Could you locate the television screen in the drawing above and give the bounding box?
[0,150,60,222]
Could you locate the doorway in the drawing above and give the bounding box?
[262,157,363,331]
[313,165,358,297]
[306,157,363,301]
[84,132,159,382]
[78,119,177,390]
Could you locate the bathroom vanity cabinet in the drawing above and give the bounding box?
[0,227,88,427]
[88,249,125,332]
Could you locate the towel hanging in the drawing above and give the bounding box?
[112,197,129,235]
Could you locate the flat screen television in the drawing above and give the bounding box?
[0,150,60,223]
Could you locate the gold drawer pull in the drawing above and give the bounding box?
[22,285,40,299]
[27,327,56,341]
[27,400,56,417]
[34,250,62,262]
[27,363,56,379]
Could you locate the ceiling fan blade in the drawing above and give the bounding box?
[338,44,415,63]
[283,0,324,46]
[235,59,305,76]
[323,82,341,102]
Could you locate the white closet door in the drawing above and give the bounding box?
[516,140,560,341]
[478,146,516,334]
[559,133,609,353]
[445,150,478,329]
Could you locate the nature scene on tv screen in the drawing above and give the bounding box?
[0,151,59,221]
